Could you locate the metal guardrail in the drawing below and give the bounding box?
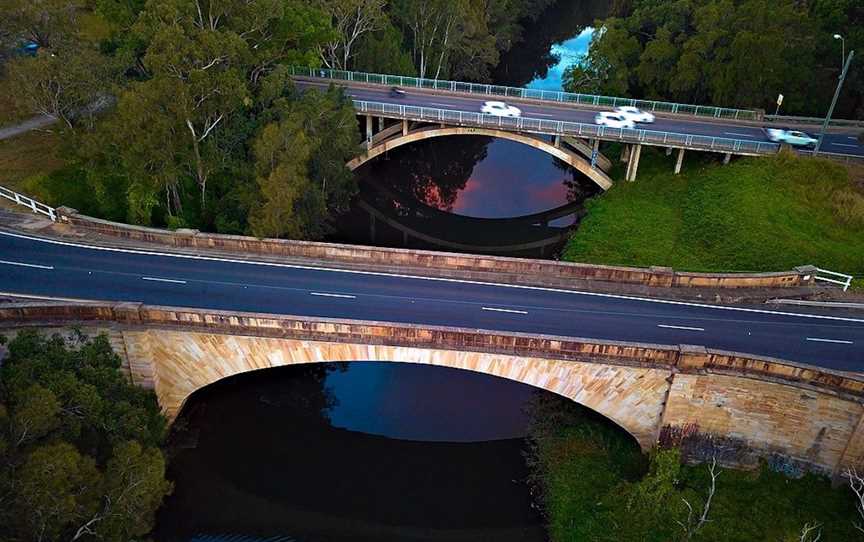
[290,66,762,121]
[0,185,56,221]
[353,100,780,155]
[797,149,864,164]
[814,267,854,291]
[765,115,864,129]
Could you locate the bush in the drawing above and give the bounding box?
[831,188,864,227]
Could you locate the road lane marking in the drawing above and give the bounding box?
[142,276,187,284]
[482,307,528,315]
[724,132,757,138]
[831,143,858,148]
[310,292,356,299]
[806,337,854,345]
[657,324,705,332]
[3,230,864,325]
[0,259,53,270]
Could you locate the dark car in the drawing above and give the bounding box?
[390,86,406,98]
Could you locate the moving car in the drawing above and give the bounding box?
[614,105,655,124]
[765,129,818,147]
[390,86,406,97]
[481,101,521,117]
[594,112,636,129]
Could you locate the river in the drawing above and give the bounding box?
[328,0,608,258]
[154,2,612,540]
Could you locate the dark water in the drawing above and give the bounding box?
[328,1,611,258]
[154,363,544,541]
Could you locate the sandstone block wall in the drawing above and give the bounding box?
[55,208,809,289]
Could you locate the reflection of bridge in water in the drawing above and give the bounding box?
[355,178,586,257]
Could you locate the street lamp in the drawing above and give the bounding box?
[814,49,854,155]
[834,34,845,74]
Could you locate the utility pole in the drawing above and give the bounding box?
[814,50,854,155]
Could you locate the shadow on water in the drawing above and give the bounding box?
[154,362,547,542]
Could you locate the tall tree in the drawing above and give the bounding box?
[315,0,386,70]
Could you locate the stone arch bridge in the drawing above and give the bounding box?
[2,302,863,477]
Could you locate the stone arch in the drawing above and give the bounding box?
[132,330,670,450]
[348,126,614,191]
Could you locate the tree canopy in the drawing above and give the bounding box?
[0,330,171,542]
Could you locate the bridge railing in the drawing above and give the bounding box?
[0,185,56,221]
[289,66,763,121]
[765,115,864,129]
[354,100,780,155]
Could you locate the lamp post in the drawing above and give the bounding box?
[814,49,854,155]
[834,34,845,75]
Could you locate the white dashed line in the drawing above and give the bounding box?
[831,143,858,148]
[310,292,357,299]
[0,259,54,270]
[142,276,187,284]
[482,307,528,315]
[657,324,705,332]
[806,337,854,345]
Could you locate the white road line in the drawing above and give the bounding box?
[428,102,455,107]
[831,143,859,148]
[529,112,557,117]
[2,230,864,324]
[0,259,53,270]
[723,132,757,138]
[141,276,187,284]
[482,307,528,315]
[657,324,705,332]
[849,137,860,141]
[310,292,357,299]
[806,337,854,345]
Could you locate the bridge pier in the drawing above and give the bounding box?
[379,117,385,132]
[674,148,685,175]
[402,119,408,136]
[723,152,731,165]
[620,144,631,163]
[365,115,373,148]
[625,144,642,182]
[554,134,561,148]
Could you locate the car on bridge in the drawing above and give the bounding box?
[594,112,636,130]
[765,128,818,147]
[481,101,521,117]
[390,86,406,97]
[613,106,655,124]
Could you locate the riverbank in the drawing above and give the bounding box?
[562,150,864,289]
[525,394,861,541]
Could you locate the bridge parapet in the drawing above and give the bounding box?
[1,301,863,476]
[54,207,814,293]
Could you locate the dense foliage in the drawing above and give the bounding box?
[566,0,863,118]
[0,330,171,542]
[563,150,864,275]
[526,393,861,542]
[0,0,556,236]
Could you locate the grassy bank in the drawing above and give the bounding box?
[563,150,864,277]
[527,395,861,542]
[0,131,64,194]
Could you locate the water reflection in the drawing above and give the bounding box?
[155,362,545,542]
[526,27,594,91]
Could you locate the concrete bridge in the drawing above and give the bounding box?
[291,69,864,188]
[2,302,864,478]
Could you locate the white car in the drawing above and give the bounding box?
[481,101,521,117]
[614,106,655,123]
[765,129,818,147]
[595,112,636,129]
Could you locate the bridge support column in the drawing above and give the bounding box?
[626,144,642,182]
[402,119,408,136]
[665,147,673,156]
[366,115,373,149]
[674,148,685,175]
[379,117,385,132]
[723,152,731,165]
[592,139,600,154]
[554,135,560,148]
[620,144,631,163]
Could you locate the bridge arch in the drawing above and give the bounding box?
[348,126,614,191]
[135,330,667,449]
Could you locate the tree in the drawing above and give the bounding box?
[844,467,864,535]
[392,0,470,79]
[315,0,386,70]
[0,0,82,49]
[676,456,719,541]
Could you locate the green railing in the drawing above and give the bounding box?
[289,66,764,121]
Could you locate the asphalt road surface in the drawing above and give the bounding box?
[0,230,861,371]
[297,80,864,157]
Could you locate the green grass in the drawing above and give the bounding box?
[563,150,864,277]
[0,131,65,193]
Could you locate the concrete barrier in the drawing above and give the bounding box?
[54,208,813,290]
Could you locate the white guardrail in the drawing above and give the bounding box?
[0,185,56,221]
[290,66,763,121]
[354,100,780,155]
[814,268,854,292]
